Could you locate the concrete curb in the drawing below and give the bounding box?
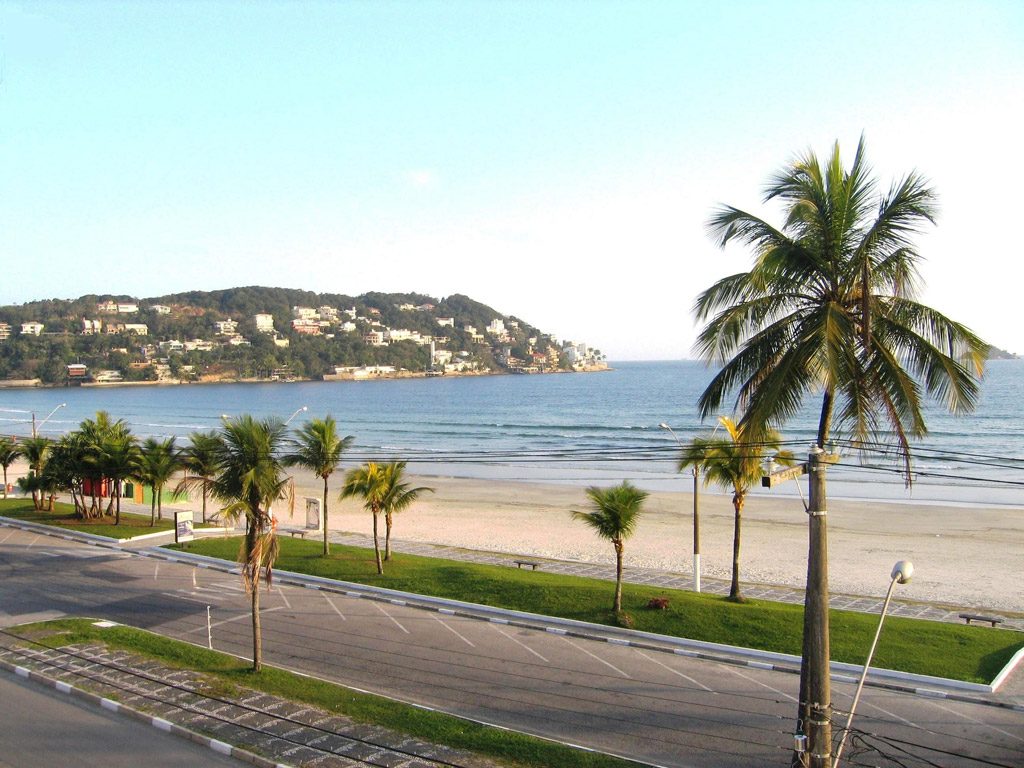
[0,655,294,768]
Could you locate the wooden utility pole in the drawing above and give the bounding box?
[763,446,836,768]
[692,464,701,593]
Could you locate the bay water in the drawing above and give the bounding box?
[2,360,1022,508]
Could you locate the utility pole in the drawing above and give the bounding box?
[692,464,701,593]
[763,446,837,768]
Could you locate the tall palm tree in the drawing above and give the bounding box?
[137,437,180,526]
[377,461,432,562]
[285,416,354,556]
[695,137,986,472]
[0,437,23,499]
[678,417,789,601]
[208,415,290,672]
[571,481,648,613]
[102,435,141,525]
[177,431,222,524]
[78,411,133,516]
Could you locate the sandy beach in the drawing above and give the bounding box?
[5,458,1021,612]
[282,469,1022,613]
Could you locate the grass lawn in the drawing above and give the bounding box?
[0,498,191,538]
[12,618,640,768]
[176,536,1023,684]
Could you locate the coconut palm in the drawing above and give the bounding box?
[137,437,181,525]
[340,461,431,574]
[285,416,354,555]
[695,138,986,472]
[208,415,290,672]
[0,437,22,499]
[177,431,222,524]
[20,436,51,510]
[377,461,432,562]
[78,412,133,516]
[678,417,790,601]
[571,481,648,613]
[102,435,141,525]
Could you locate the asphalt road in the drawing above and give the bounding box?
[0,674,243,767]
[1,524,1021,767]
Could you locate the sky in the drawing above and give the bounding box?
[1,1,1022,360]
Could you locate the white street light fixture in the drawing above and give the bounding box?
[285,406,308,425]
[833,560,914,766]
[660,422,701,593]
[32,403,66,438]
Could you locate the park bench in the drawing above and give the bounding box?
[958,613,1003,627]
[282,528,317,539]
[513,560,541,570]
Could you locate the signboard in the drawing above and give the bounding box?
[305,497,322,530]
[175,510,194,544]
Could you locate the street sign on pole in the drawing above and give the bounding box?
[175,510,194,544]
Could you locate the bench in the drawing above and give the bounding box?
[959,613,1003,627]
[513,560,541,570]
[282,528,318,539]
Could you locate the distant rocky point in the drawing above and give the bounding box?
[987,346,1018,360]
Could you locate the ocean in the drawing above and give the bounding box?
[2,360,1022,508]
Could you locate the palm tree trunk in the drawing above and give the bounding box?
[613,539,624,613]
[729,493,744,601]
[115,485,121,525]
[322,476,330,556]
[2,468,7,498]
[157,486,163,521]
[372,508,383,574]
[201,484,207,524]
[817,388,835,448]
[150,491,156,526]
[384,512,393,561]
[251,574,262,672]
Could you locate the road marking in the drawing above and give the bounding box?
[635,649,713,691]
[163,592,214,606]
[212,581,244,592]
[323,594,346,621]
[39,551,60,557]
[185,606,283,633]
[0,530,14,544]
[26,535,40,549]
[374,603,410,634]
[490,624,548,663]
[923,699,1024,744]
[856,696,922,729]
[276,587,292,610]
[192,568,197,588]
[434,615,475,647]
[722,664,797,703]
[154,563,159,580]
[564,637,631,678]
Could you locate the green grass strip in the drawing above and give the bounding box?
[0,498,210,539]
[176,536,1022,684]
[11,618,642,768]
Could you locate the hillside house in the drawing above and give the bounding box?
[254,313,275,333]
[20,322,44,336]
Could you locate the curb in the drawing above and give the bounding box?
[0,654,294,768]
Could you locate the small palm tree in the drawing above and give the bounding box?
[679,417,789,602]
[0,437,23,499]
[285,416,354,556]
[177,431,222,524]
[209,415,290,672]
[340,461,431,574]
[137,437,181,525]
[101,435,141,525]
[20,436,51,510]
[572,481,648,613]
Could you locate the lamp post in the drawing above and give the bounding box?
[833,560,914,766]
[285,406,308,425]
[32,403,66,438]
[659,422,701,592]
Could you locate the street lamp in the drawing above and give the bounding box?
[285,406,308,425]
[659,422,701,593]
[32,403,66,438]
[833,560,914,766]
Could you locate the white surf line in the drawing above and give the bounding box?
[185,606,284,633]
[323,594,346,621]
[489,623,549,663]
[563,637,631,679]
[433,615,475,647]
[635,649,713,691]
[276,587,292,610]
[374,602,409,634]
[922,698,1024,744]
[721,664,798,703]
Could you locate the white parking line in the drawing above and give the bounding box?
[39,551,61,557]
[0,530,14,545]
[374,602,409,634]
[923,698,1024,744]
[26,535,40,549]
[162,592,213,606]
[276,587,292,610]
[564,637,631,679]
[323,595,346,621]
[721,664,797,703]
[635,649,713,691]
[490,624,549,663]
[434,615,474,647]
[185,606,283,633]
[154,563,159,580]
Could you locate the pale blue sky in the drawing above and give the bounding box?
[2,1,1022,359]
